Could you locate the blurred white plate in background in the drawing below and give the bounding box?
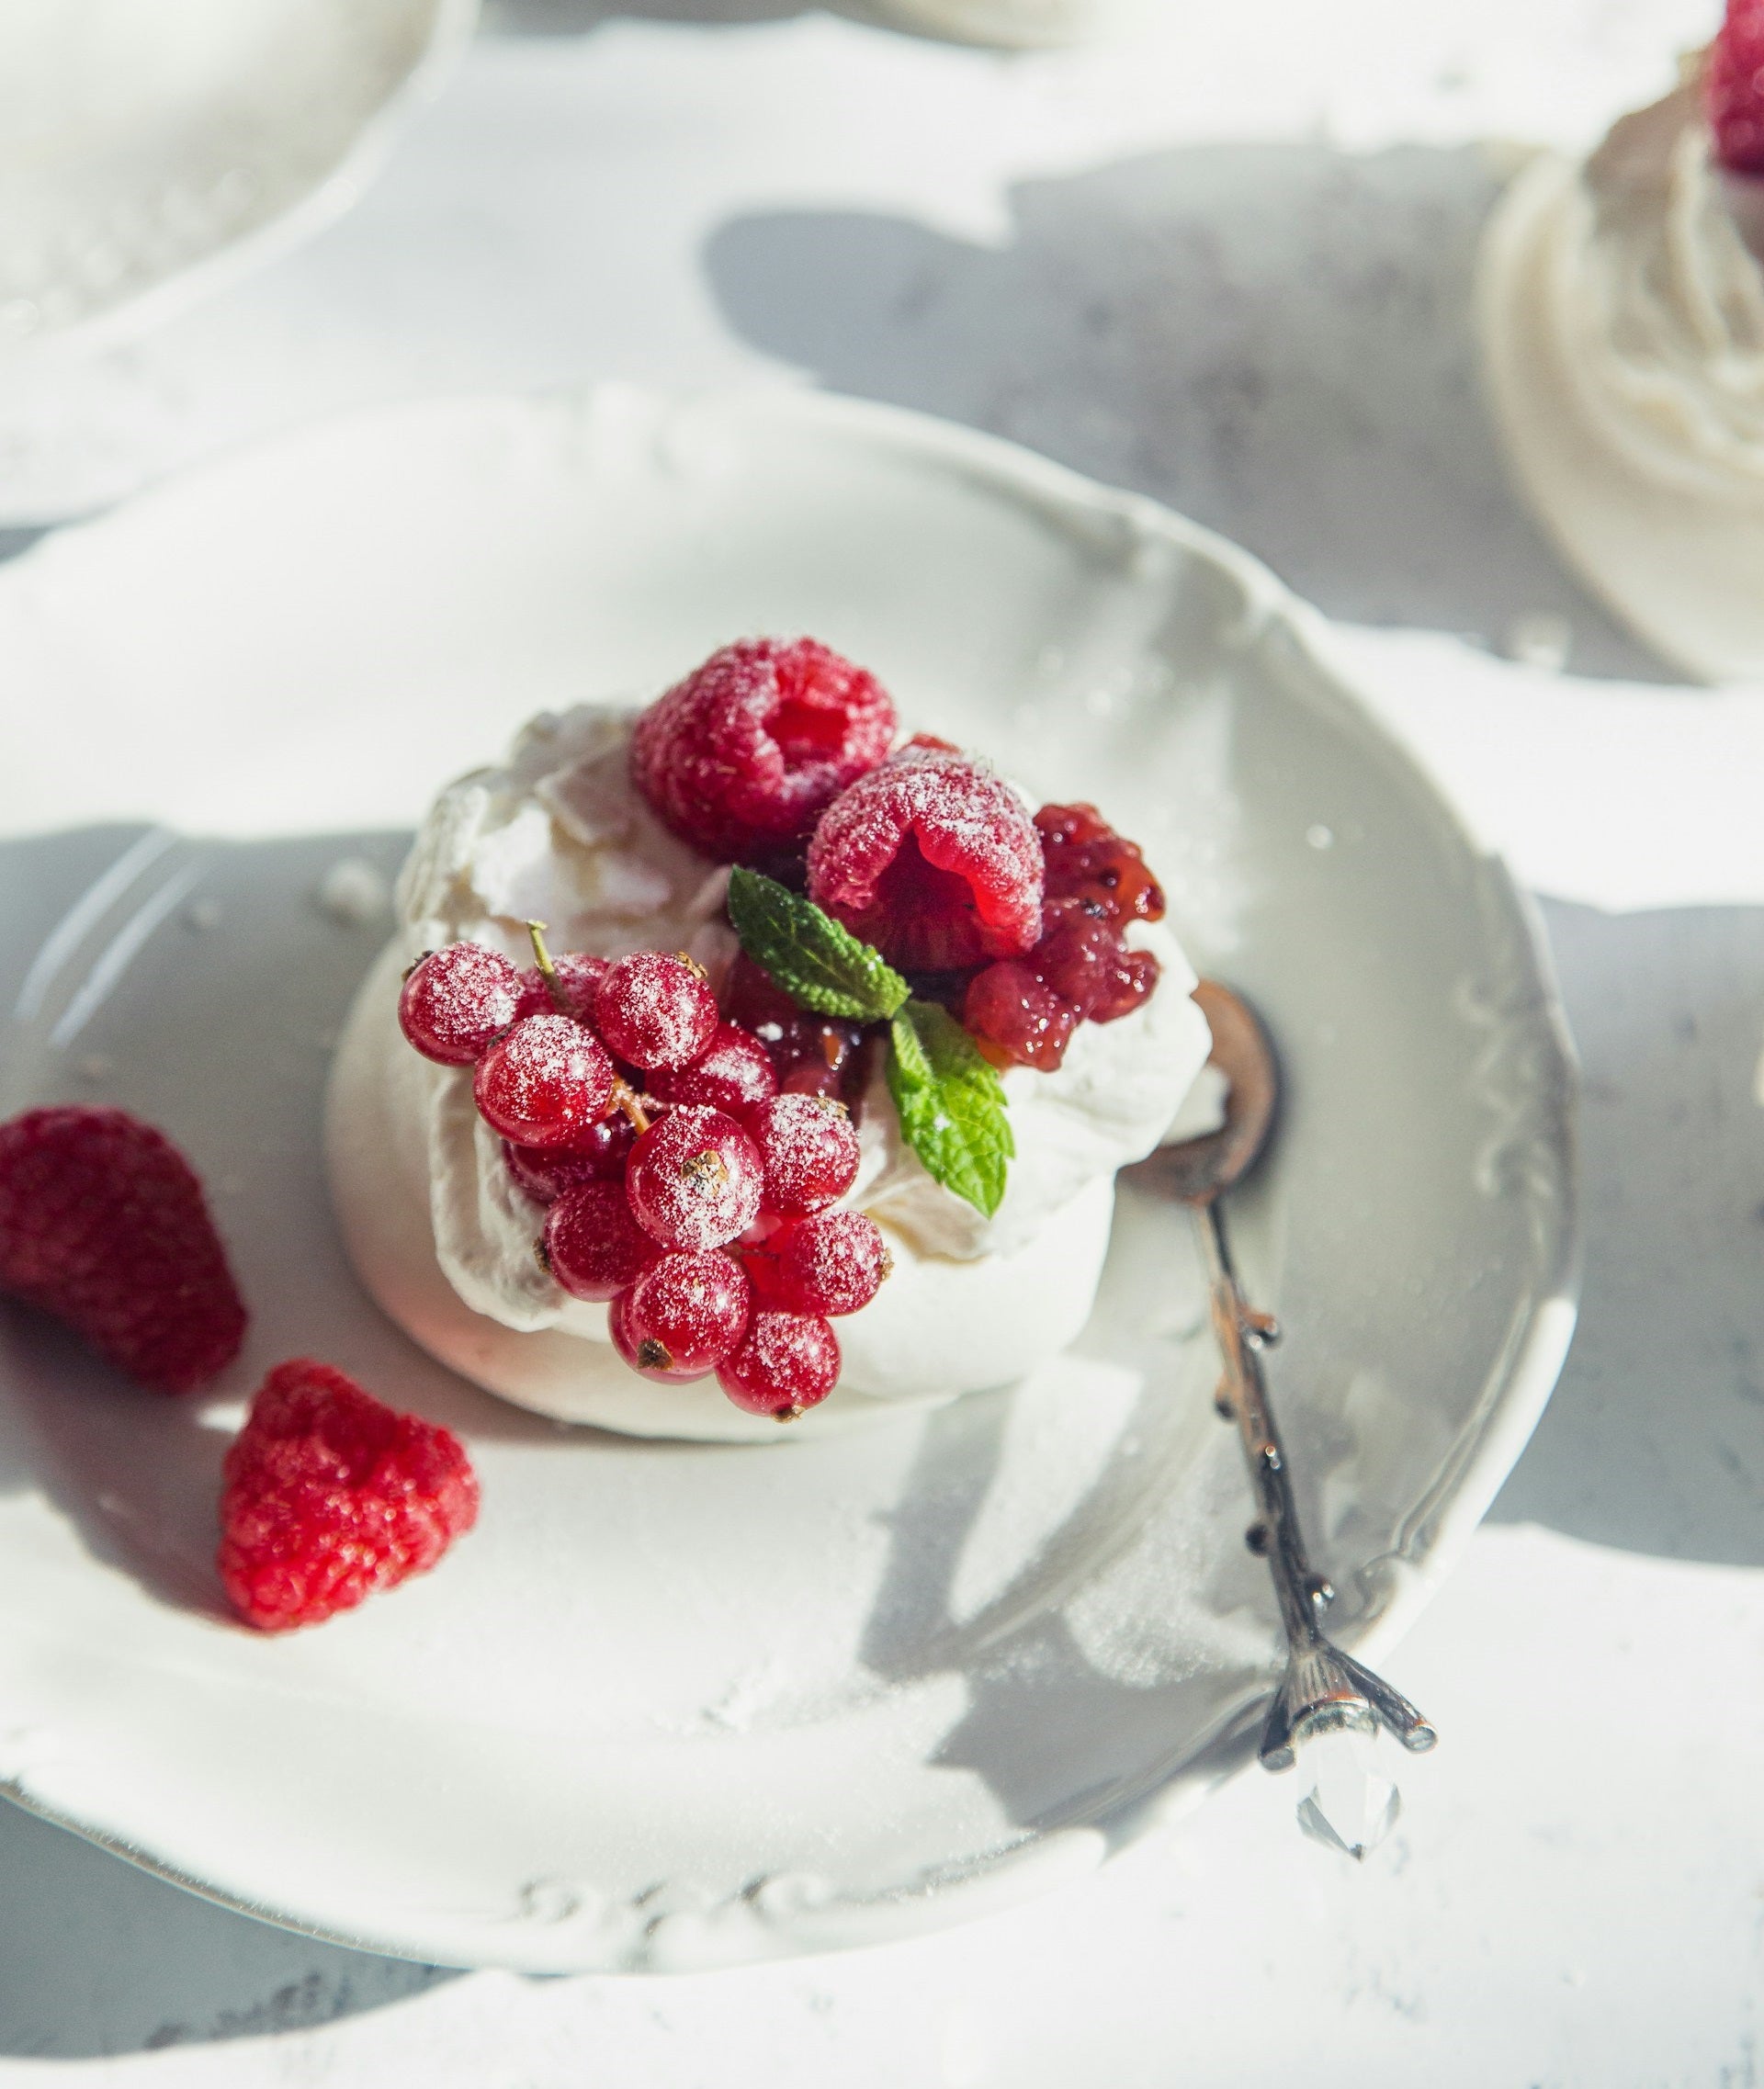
[0,0,477,358]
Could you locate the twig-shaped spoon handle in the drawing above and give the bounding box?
[1193,1196,1437,1770]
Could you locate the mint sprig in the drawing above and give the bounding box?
[886,1000,1013,1220]
[725,869,1012,1218]
[726,867,909,1022]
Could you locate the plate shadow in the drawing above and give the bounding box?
[1489,900,1764,1568]
[705,140,1678,682]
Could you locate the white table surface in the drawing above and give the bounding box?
[3,4,1762,2082]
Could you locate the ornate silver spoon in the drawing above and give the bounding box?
[1132,982,1436,1841]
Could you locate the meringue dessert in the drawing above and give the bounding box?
[1476,7,1764,683]
[327,638,1214,1443]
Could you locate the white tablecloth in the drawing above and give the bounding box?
[3,6,1760,2081]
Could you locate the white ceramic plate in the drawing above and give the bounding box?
[0,0,477,359]
[0,389,1577,1972]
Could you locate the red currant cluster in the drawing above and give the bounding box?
[399,933,889,1419]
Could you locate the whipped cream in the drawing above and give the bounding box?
[1477,75,1764,683]
[326,706,1214,1442]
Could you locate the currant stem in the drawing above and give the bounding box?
[524,919,569,1013]
[611,1079,652,1135]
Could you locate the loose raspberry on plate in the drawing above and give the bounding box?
[0,1106,245,1394]
[716,1310,841,1417]
[1709,1,1764,173]
[631,637,897,861]
[807,743,1044,971]
[218,1359,478,1632]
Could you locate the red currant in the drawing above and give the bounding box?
[626,1105,763,1251]
[399,943,522,1065]
[649,1022,777,1118]
[609,1250,751,1379]
[717,1311,841,1417]
[503,1140,602,1205]
[1033,899,1159,1022]
[473,1013,616,1148]
[544,1181,659,1300]
[749,1093,861,1216]
[962,960,1080,1070]
[771,1209,891,1317]
[513,950,609,1023]
[594,953,718,1073]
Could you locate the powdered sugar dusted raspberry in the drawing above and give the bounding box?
[717,1310,840,1417]
[631,638,897,861]
[749,1092,861,1215]
[626,1106,764,1252]
[1709,0,1764,173]
[473,1014,616,1148]
[772,1208,891,1317]
[649,1022,777,1117]
[610,1249,751,1380]
[399,943,523,1065]
[544,1181,660,1300]
[806,743,1043,970]
[594,952,718,1073]
[0,1106,245,1394]
[218,1358,479,1632]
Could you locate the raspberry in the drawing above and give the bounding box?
[807,744,1043,971]
[544,1180,660,1300]
[1033,899,1159,1022]
[963,960,1080,1070]
[749,1093,861,1215]
[649,1022,777,1118]
[631,638,898,861]
[1035,804,1165,927]
[609,1250,751,1380]
[217,1359,478,1632]
[717,1311,841,1417]
[594,953,719,1073]
[768,1209,891,1317]
[473,1014,616,1148]
[1709,1,1764,172]
[626,1105,764,1251]
[0,1107,245,1394]
[512,950,609,1025]
[399,943,523,1065]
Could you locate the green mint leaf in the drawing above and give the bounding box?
[886,999,1013,1219]
[726,867,910,1022]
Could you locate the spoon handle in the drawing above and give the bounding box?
[1192,1200,1437,1770]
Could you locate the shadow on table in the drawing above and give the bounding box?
[1488,901,1764,1569]
[0,1800,455,2060]
[704,139,1677,683]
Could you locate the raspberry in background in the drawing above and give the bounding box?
[807,742,1044,971]
[1708,1,1764,174]
[0,1106,245,1394]
[218,1359,479,1632]
[631,638,897,861]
